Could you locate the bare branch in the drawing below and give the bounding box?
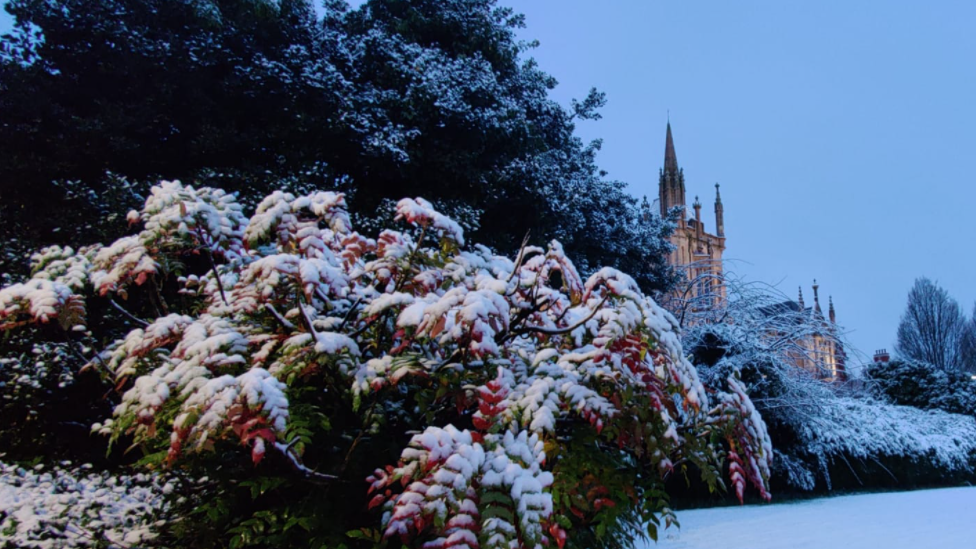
[265,303,295,330]
[506,230,532,282]
[204,248,229,307]
[109,298,149,327]
[273,441,339,483]
[515,294,610,336]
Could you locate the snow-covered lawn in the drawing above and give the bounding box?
[641,486,976,549]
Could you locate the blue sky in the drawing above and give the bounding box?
[513,0,976,365]
[3,1,975,365]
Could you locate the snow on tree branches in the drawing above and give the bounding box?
[0,181,772,548]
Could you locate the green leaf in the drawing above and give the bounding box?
[480,491,514,506]
[481,505,515,522]
[646,522,658,541]
[346,529,367,540]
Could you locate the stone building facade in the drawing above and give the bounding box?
[784,283,848,381]
[656,121,726,306]
[657,121,846,381]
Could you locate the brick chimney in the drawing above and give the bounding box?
[873,349,890,363]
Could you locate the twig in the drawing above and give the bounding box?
[148,277,166,316]
[507,230,532,282]
[72,340,112,377]
[273,441,339,483]
[337,398,378,479]
[299,302,319,337]
[265,303,295,330]
[347,314,381,340]
[515,294,610,336]
[869,456,899,483]
[109,298,150,327]
[838,453,864,486]
[204,248,229,307]
[338,297,363,332]
[434,349,464,371]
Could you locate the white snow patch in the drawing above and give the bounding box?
[642,487,976,549]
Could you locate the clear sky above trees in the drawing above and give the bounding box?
[512,0,976,366]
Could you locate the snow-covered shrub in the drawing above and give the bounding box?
[0,459,176,548]
[796,398,976,480]
[0,333,116,464]
[0,341,76,443]
[763,395,976,491]
[864,358,976,417]
[0,182,772,548]
[681,276,976,493]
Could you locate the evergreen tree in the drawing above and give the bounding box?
[0,0,676,293]
[864,358,976,416]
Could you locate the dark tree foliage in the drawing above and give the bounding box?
[864,359,976,417]
[0,0,675,293]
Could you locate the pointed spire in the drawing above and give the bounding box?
[659,119,686,221]
[714,183,725,237]
[639,195,652,223]
[693,196,703,246]
[797,286,805,309]
[812,279,823,317]
[829,296,836,324]
[664,121,678,173]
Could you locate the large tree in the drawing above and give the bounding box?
[0,0,676,293]
[895,277,970,372]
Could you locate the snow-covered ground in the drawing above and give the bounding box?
[640,486,976,549]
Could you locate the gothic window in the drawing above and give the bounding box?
[697,276,710,300]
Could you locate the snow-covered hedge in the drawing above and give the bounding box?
[0,182,773,548]
[779,397,976,491]
[0,460,175,548]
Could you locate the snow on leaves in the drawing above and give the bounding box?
[171,368,288,465]
[0,461,176,548]
[103,314,194,378]
[29,245,97,292]
[245,189,353,253]
[396,197,466,246]
[716,376,773,503]
[90,236,158,297]
[137,180,247,262]
[0,182,773,548]
[0,279,85,331]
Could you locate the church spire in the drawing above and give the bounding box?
[658,120,686,221]
[693,196,703,250]
[829,296,836,324]
[664,121,678,173]
[812,280,823,318]
[797,286,805,309]
[714,183,725,237]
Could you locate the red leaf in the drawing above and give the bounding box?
[549,523,567,549]
[368,493,387,510]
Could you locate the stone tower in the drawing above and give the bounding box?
[658,121,686,222]
[657,121,727,304]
